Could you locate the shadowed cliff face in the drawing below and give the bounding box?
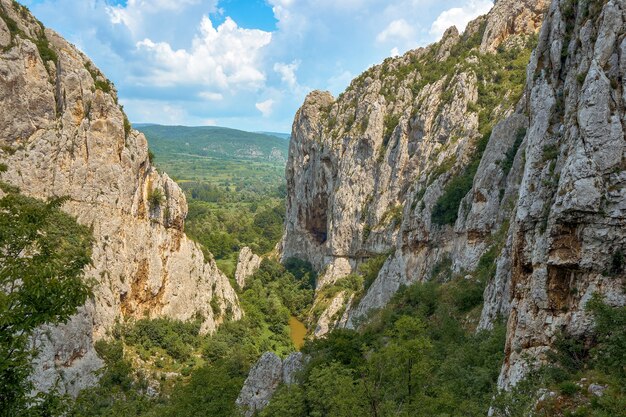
[0,0,241,396]
[281,0,625,388]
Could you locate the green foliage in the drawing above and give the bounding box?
[431,129,495,226]
[138,124,288,166]
[147,149,155,164]
[70,258,314,416]
[140,125,288,264]
[360,252,390,293]
[155,361,245,417]
[94,79,112,93]
[0,192,93,415]
[147,187,164,208]
[431,163,475,225]
[491,296,626,417]
[379,204,403,228]
[273,277,507,416]
[283,257,317,290]
[542,144,559,163]
[382,113,400,145]
[71,340,153,417]
[122,318,202,362]
[500,127,526,177]
[185,199,284,261]
[123,114,131,137]
[34,30,57,65]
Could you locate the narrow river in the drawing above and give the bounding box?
[288,316,307,350]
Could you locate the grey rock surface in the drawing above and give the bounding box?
[235,246,262,288]
[280,0,626,391]
[0,0,241,396]
[236,352,306,416]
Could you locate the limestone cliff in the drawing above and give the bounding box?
[0,0,241,396]
[491,0,626,388]
[282,0,548,330]
[281,0,625,388]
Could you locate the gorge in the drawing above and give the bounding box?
[0,0,624,415]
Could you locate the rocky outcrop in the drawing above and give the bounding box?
[480,0,550,52]
[281,0,625,390]
[236,352,306,417]
[282,0,547,329]
[492,0,626,388]
[235,246,262,288]
[0,0,240,396]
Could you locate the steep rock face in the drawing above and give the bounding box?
[282,0,625,391]
[0,0,241,396]
[235,246,262,288]
[493,0,626,388]
[236,352,306,416]
[282,0,547,331]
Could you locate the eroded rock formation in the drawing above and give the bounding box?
[236,352,306,416]
[281,0,625,388]
[235,246,262,288]
[0,0,240,396]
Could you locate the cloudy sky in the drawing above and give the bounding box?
[21,0,494,132]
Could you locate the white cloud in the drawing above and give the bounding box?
[390,47,400,57]
[136,16,272,90]
[430,0,493,39]
[198,91,224,101]
[376,19,415,44]
[107,0,209,36]
[274,60,300,89]
[255,99,275,117]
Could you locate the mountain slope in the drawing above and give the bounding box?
[280,0,625,390]
[136,124,288,164]
[0,0,241,396]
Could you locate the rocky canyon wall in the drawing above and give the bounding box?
[281,0,625,388]
[0,0,241,396]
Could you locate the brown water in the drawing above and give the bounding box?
[288,316,307,350]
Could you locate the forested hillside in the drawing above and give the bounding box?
[141,125,288,276]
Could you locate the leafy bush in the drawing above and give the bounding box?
[360,252,390,292]
[123,318,202,362]
[123,114,132,137]
[147,187,164,208]
[0,192,92,414]
[382,113,400,146]
[94,79,112,93]
[34,29,58,65]
[431,166,474,225]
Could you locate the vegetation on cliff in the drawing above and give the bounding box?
[0,186,93,416]
[69,259,315,416]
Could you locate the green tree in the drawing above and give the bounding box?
[305,362,368,417]
[0,191,93,415]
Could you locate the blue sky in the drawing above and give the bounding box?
[21,0,494,132]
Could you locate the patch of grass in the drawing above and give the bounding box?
[147,187,164,208]
[542,144,559,163]
[500,127,526,177]
[34,31,57,65]
[382,113,400,146]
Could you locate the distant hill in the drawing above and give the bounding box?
[256,131,291,140]
[136,125,289,164]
